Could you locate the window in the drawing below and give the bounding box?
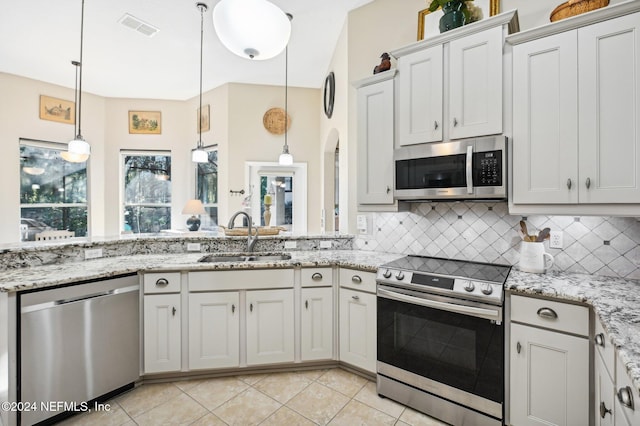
[122,151,171,234]
[19,139,88,241]
[196,148,218,229]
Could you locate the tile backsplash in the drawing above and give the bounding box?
[355,202,640,280]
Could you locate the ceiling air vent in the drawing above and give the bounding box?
[118,13,159,37]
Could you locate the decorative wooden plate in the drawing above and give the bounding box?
[263,107,291,135]
[220,226,285,236]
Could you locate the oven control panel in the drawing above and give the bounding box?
[452,279,503,303]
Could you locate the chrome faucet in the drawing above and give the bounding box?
[228,211,259,252]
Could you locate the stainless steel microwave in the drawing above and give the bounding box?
[394,136,507,201]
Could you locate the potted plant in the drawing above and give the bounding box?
[428,0,476,33]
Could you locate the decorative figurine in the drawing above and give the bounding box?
[373,52,391,74]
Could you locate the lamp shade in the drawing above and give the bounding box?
[213,0,291,60]
[192,148,208,163]
[279,151,293,166]
[182,199,207,215]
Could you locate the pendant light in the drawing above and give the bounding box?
[61,0,90,163]
[213,0,291,60]
[192,2,209,163]
[279,15,293,166]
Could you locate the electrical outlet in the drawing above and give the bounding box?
[284,241,297,249]
[549,231,563,249]
[187,243,201,252]
[357,214,368,234]
[84,248,103,260]
[320,241,332,249]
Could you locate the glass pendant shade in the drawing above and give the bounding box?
[192,148,208,163]
[61,136,90,163]
[279,146,293,165]
[213,0,291,60]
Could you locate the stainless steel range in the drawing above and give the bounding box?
[376,255,511,426]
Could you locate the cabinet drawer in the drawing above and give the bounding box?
[301,267,332,287]
[339,268,376,294]
[510,295,589,336]
[595,315,615,382]
[188,269,294,291]
[143,272,181,294]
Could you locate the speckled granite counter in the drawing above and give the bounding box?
[506,269,640,395]
[0,250,404,293]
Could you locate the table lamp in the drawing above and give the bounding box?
[182,199,207,231]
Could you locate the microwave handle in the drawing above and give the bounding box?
[466,145,473,194]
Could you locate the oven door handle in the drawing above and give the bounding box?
[378,288,500,322]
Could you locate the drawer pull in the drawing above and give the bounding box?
[155,278,169,287]
[536,307,558,320]
[352,295,360,301]
[618,386,634,410]
[516,342,521,354]
[311,272,323,281]
[595,333,605,347]
[351,275,362,284]
[600,401,612,418]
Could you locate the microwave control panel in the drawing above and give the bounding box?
[473,150,502,186]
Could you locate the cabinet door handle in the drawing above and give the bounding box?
[536,307,558,320]
[305,300,309,309]
[618,386,634,410]
[231,304,235,314]
[516,342,521,354]
[172,306,176,316]
[155,278,169,287]
[600,401,612,418]
[351,275,362,284]
[434,121,439,130]
[566,178,572,190]
[250,303,253,313]
[352,295,360,301]
[386,186,391,194]
[453,117,458,127]
[595,333,605,347]
[311,272,323,281]
[586,177,591,189]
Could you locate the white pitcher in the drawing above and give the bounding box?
[519,241,554,273]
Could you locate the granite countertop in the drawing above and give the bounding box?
[506,269,640,395]
[2,250,639,394]
[0,250,404,293]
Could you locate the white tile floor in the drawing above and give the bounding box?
[57,368,447,425]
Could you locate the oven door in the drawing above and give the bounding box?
[377,285,503,419]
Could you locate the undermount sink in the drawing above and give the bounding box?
[198,253,292,263]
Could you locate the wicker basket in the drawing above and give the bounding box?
[550,0,609,22]
[220,226,285,236]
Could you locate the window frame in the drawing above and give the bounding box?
[19,138,90,241]
[194,145,218,229]
[120,149,172,234]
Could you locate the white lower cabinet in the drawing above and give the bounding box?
[615,353,640,426]
[143,294,181,373]
[595,348,615,426]
[510,322,589,426]
[246,289,294,365]
[339,287,376,373]
[188,291,239,370]
[301,287,333,361]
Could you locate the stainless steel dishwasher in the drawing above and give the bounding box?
[19,274,140,425]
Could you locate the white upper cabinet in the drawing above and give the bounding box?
[355,72,396,205]
[449,25,504,139]
[509,4,640,211]
[397,45,443,145]
[393,11,517,146]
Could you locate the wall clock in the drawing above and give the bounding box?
[323,71,335,119]
[263,107,291,135]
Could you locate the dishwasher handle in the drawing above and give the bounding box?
[21,285,139,314]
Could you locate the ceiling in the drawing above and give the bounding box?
[0,0,373,100]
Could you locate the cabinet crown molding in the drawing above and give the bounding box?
[390,9,519,59]
[507,0,640,45]
[352,68,397,89]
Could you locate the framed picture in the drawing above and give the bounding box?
[128,111,161,134]
[418,0,501,40]
[197,104,210,133]
[39,95,75,125]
